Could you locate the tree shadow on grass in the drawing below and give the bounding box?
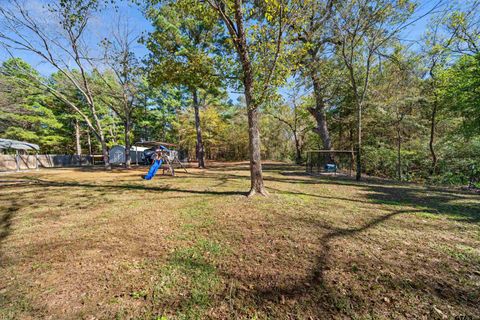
[239,209,413,312]
[0,199,22,263]
[10,164,480,223]
[269,184,480,224]
[0,205,15,243]
[0,175,247,257]
[209,162,299,172]
[363,184,480,223]
[8,177,249,197]
[6,161,480,223]
[264,171,480,223]
[225,206,479,317]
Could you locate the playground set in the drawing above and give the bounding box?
[137,141,188,180]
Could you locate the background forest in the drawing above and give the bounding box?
[0,0,479,186]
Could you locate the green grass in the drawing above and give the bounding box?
[439,244,480,264]
[179,200,215,231]
[141,198,226,319]
[149,239,224,319]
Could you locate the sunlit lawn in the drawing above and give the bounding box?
[1,162,479,319]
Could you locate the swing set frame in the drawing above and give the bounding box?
[305,150,355,176]
[135,141,188,176]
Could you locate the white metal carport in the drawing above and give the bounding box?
[0,138,40,171]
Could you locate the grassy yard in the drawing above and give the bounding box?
[1,162,479,319]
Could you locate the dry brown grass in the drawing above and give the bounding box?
[1,162,479,319]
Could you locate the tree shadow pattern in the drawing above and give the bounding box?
[0,163,479,318]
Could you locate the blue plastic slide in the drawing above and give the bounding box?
[144,159,163,180]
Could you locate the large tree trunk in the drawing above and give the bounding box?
[90,105,110,170]
[205,0,269,196]
[231,0,266,197]
[100,142,109,169]
[88,124,109,169]
[397,125,402,180]
[192,89,206,168]
[124,117,131,168]
[347,64,363,181]
[74,118,82,156]
[247,106,266,196]
[91,124,110,169]
[243,60,266,196]
[429,96,438,176]
[87,128,92,156]
[349,125,354,150]
[294,133,302,164]
[99,134,110,170]
[309,71,332,150]
[355,101,362,181]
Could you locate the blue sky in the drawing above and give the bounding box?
[0,0,451,101]
[0,0,151,75]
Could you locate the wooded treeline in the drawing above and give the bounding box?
[0,0,479,189]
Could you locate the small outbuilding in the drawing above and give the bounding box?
[109,145,149,165]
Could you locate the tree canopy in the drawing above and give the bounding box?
[0,0,479,188]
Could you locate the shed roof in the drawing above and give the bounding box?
[0,138,40,151]
[110,145,150,152]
